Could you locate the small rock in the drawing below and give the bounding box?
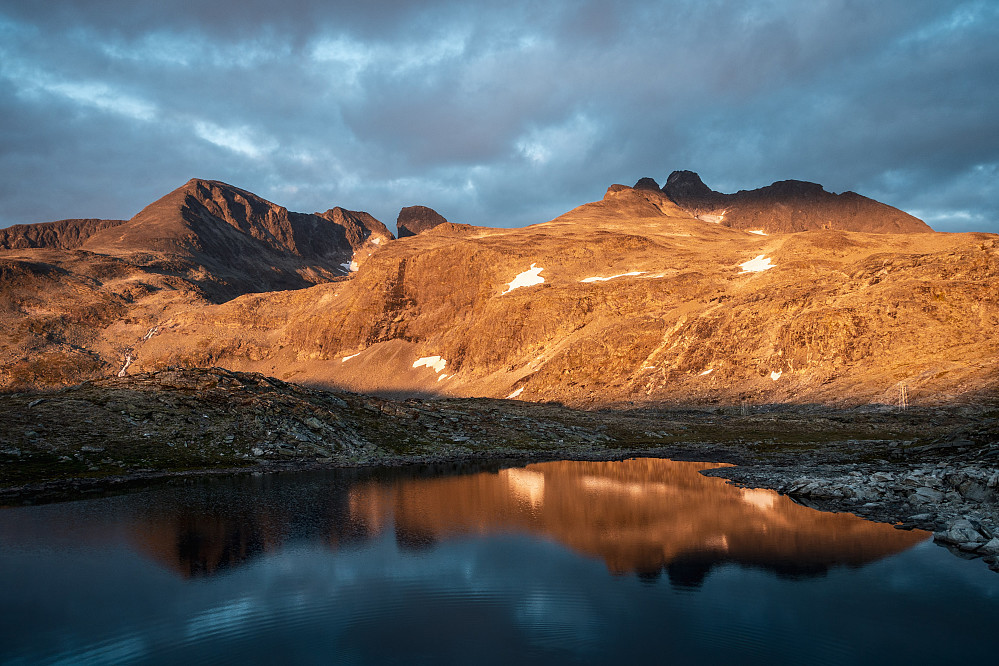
[911,487,944,503]
[251,447,265,456]
[947,519,987,544]
[980,538,999,555]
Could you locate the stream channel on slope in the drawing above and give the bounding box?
[1,458,997,664]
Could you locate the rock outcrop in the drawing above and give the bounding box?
[661,170,933,234]
[632,177,662,192]
[397,205,448,238]
[0,218,126,250]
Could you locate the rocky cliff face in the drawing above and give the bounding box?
[662,170,932,234]
[396,205,448,238]
[131,185,999,408]
[81,179,393,298]
[0,218,126,250]
[4,174,995,408]
[0,179,391,389]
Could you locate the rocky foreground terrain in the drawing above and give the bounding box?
[2,367,997,571]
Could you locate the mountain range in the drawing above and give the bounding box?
[2,171,996,407]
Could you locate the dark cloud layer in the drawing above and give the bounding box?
[1,0,996,232]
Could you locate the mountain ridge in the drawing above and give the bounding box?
[3,172,996,409]
[659,170,931,235]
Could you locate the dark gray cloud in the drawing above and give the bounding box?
[0,0,996,233]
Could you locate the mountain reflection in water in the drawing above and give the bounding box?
[127,459,926,585]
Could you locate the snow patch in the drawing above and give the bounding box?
[739,255,775,273]
[371,237,383,245]
[414,355,447,373]
[580,271,646,283]
[437,374,449,382]
[770,370,782,381]
[349,260,359,272]
[747,229,767,236]
[699,368,714,376]
[507,387,525,399]
[142,326,159,340]
[698,210,726,224]
[741,488,776,510]
[341,352,362,362]
[117,354,133,377]
[503,263,545,294]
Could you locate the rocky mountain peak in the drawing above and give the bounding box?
[663,170,930,234]
[754,179,827,197]
[633,177,661,191]
[663,170,717,200]
[397,205,448,238]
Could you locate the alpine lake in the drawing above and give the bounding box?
[2,458,997,664]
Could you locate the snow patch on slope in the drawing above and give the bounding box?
[748,230,767,236]
[770,370,782,381]
[580,271,646,283]
[739,255,775,273]
[414,356,447,373]
[117,354,133,377]
[507,387,525,399]
[698,210,726,224]
[503,264,545,294]
[341,352,361,362]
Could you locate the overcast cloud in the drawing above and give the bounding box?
[0,0,996,233]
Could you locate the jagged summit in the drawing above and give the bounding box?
[74,178,393,299]
[754,179,827,197]
[662,170,931,234]
[663,170,717,201]
[397,205,448,238]
[633,177,661,192]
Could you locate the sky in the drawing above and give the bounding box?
[0,0,997,234]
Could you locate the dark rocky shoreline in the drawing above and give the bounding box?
[2,367,997,571]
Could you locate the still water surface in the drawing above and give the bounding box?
[1,458,997,664]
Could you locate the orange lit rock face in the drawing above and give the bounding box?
[133,185,999,407]
[128,461,927,581]
[0,179,392,390]
[4,177,998,404]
